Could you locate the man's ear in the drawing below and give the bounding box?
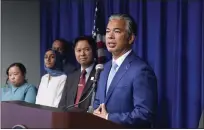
[128,34,135,45]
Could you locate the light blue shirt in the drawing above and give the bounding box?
[106,49,132,93]
[1,83,37,103]
[112,49,132,72]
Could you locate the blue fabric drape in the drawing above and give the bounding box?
[40,0,96,73]
[40,0,204,128]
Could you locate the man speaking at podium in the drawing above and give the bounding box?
[93,14,158,128]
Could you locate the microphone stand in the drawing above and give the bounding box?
[87,79,97,113]
[64,65,103,111]
[64,78,98,111]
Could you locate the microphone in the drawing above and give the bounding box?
[87,64,104,113]
[64,64,104,111]
[93,64,104,83]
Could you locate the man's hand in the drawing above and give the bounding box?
[93,103,108,120]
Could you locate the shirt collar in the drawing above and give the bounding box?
[10,84,20,93]
[112,49,132,68]
[81,63,95,75]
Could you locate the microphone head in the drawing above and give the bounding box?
[95,64,104,71]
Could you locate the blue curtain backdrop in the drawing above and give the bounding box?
[40,0,204,128]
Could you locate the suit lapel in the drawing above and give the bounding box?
[100,61,112,103]
[105,51,135,104]
[72,70,81,101]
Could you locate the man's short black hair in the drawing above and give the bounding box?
[53,38,69,53]
[73,35,97,59]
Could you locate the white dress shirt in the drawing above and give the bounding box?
[35,74,67,108]
[112,49,132,72]
[81,63,95,83]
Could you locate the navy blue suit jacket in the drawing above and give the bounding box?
[93,51,158,128]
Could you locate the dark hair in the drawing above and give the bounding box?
[6,63,27,76]
[6,63,27,84]
[73,35,97,59]
[109,14,137,37]
[53,38,68,53]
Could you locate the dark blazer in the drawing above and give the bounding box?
[58,64,96,111]
[93,51,158,128]
[63,61,77,75]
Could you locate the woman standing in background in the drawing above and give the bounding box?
[1,63,37,103]
[35,49,67,108]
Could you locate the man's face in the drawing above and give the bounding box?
[74,40,94,68]
[52,40,64,54]
[105,19,134,58]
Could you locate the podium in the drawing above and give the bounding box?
[1,101,124,129]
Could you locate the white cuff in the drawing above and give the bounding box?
[106,114,109,120]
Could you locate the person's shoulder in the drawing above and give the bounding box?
[50,74,67,83]
[103,60,112,67]
[64,62,76,68]
[130,53,155,71]
[1,85,11,92]
[1,84,9,89]
[23,83,37,90]
[41,74,49,78]
[65,69,80,80]
[68,68,80,76]
[133,56,149,66]
[60,74,67,80]
[63,62,78,73]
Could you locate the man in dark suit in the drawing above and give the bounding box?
[93,14,158,128]
[52,38,77,75]
[58,36,97,111]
